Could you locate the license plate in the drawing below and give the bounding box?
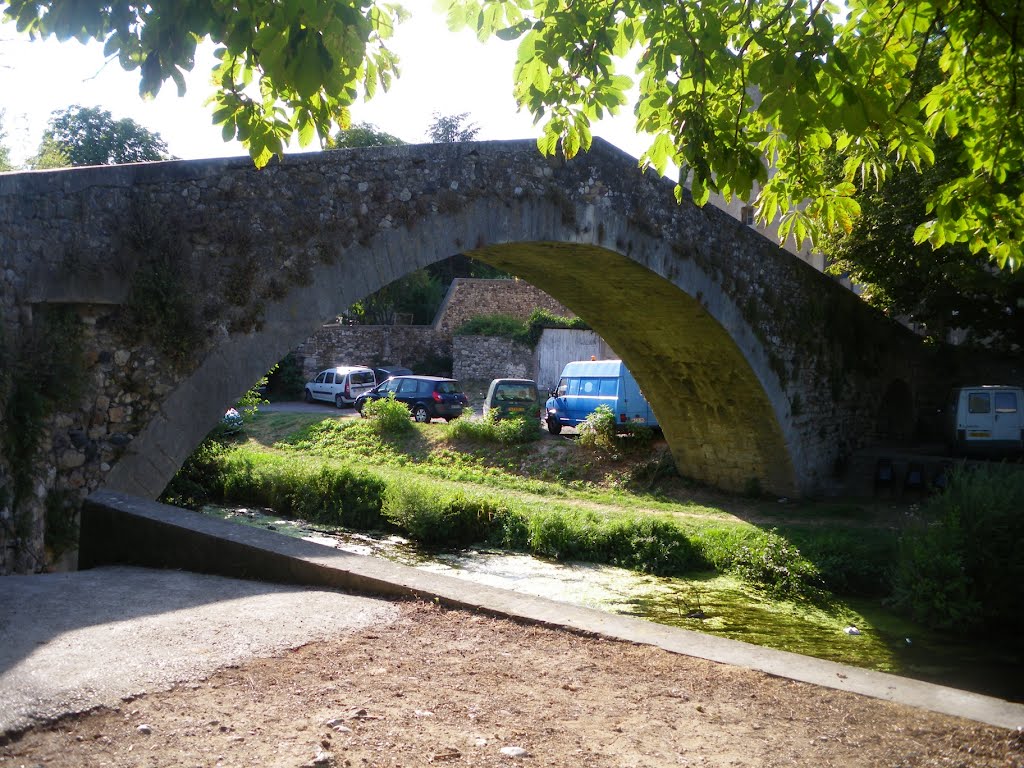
[968,431,991,438]
[631,416,647,423]
[508,407,524,413]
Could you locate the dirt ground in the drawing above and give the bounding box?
[1,601,1020,768]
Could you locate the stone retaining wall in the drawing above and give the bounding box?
[434,278,572,334]
[294,324,452,379]
[453,336,535,382]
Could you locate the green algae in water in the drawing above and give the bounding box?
[626,573,899,671]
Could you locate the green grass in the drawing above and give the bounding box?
[170,410,902,602]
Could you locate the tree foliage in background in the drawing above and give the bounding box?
[327,120,404,148]
[35,105,171,166]
[0,110,12,171]
[819,45,1024,349]
[27,136,70,169]
[821,133,1024,349]
[426,111,480,143]
[2,0,405,168]
[442,0,1024,270]
[345,268,444,325]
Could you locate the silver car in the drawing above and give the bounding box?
[303,366,377,408]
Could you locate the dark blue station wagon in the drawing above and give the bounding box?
[355,375,469,423]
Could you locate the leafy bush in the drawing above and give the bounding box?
[691,526,824,600]
[520,308,590,348]
[216,451,387,529]
[727,529,824,601]
[453,309,590,349]
[891,464,1024,635]
[266,353,305,399]
[577,405,618,451]
[160,437,233,509]
[790,529,896,597]
[361,393,413,434]
[454,314,527,339]
[444,412,539,445]
[524,508,705,574]
[382,478,507,546]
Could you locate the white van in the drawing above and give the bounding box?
[304,366,376,408]
[544,359,659,435]
[947,385,1024,455]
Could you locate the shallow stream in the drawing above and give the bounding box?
[203,505,1023,703]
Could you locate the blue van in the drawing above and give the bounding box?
[544,360,659,435]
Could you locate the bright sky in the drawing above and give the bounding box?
[0,1,647,167]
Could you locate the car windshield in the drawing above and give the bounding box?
[495,384,535,401]
[436,381,461,395]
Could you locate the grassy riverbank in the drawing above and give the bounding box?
[167,410,901,598]
[166,408,1024,637]
[164,408,1024,696]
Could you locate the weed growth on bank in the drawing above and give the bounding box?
[890,463,1024,636]
[443,412,540,444]
[576,405,655,456]
[166,440,835,600]
[361,393,414,434]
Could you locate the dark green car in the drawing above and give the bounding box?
[483,378,541,421]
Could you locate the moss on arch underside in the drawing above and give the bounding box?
[469,241,796,496]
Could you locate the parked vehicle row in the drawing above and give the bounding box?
[301,359,662,432]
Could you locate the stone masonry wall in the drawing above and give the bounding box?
[453,336,535,383]
[434,278,573,334]
[293,278,568,381]
[294,324,451,380]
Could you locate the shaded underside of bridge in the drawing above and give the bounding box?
[0,137,939,567]
[471,242,792,493]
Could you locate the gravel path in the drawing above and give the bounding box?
[0,567,399,734]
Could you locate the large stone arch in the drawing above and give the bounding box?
[106,191,798,499]
[2,138,945,571]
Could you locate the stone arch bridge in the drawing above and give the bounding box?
[1,139,946,572]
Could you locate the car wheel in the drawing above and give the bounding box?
[413,405,431,423]
[546,415,562,435]
[336,393,345,409]
[304,389,313,403]
[357,401,366,418]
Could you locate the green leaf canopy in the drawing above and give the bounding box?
[442,0,1024,270]
[2,0,406,168]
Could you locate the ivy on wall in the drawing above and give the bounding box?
[0,306,84,569]
[119,210,204,369]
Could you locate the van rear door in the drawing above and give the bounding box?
[993,389,1022,445]
[957,388,1024,450]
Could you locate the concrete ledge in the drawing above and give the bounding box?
[82,489,1024,731]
